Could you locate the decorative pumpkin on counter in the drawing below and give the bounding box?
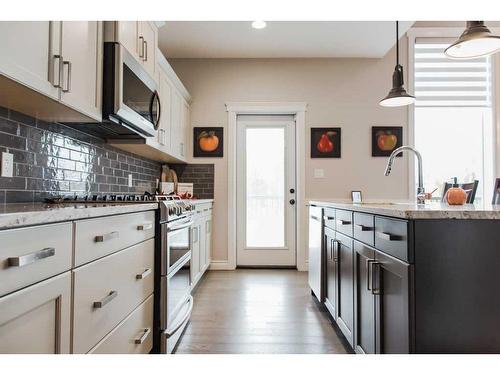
[446,178,467,206]
[316,131,337,153]
[198,130,219,152]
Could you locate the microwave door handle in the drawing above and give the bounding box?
[151,91,161,129]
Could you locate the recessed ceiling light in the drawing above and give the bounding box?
[251,21,266,30]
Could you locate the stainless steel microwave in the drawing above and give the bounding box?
[100,42,160,139]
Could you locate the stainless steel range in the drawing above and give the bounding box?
[156,196,195,354]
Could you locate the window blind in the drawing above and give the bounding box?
[414,38,492,107]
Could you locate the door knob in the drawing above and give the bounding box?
[289,199,295,205]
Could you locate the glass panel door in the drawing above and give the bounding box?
[236,116,296,267]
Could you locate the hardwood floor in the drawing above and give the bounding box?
[175,269,350,354]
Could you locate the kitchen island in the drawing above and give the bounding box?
[308,200,500,354]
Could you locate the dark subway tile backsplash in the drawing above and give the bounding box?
[170,164,215,199]
[0,106,162,204]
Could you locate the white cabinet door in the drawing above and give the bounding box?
[180,100,190,159]
[0,21,60,100]
[117,21,139,58]
[191,222,201,285]
[171,90,182,159]
[0,272,71,354]
[157,68,173,153]
[138,22,157,80]
[205,214,212,268]
[199,218,207,272]
[60,21,102,120]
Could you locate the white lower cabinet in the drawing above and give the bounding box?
[72,238,154,354]
[0,272,71,354]
[191,203,213,288]
[89,294,154,354]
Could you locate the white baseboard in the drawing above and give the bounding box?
[208,260,236,270]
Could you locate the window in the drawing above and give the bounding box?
[413,38,495,202]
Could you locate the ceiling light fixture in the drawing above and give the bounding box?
[379,21,416,107]
[444,21,500,59]
[251,21,267,30]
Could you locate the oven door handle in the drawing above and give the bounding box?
[167,220,194,232]
[165,295,194,338]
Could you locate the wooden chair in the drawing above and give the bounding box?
[441,180,479,204]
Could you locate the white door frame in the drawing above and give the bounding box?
[225,102,308,271]
[236,117,296,267]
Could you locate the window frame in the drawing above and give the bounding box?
[407,27,498,202]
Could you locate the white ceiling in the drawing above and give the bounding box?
[158,21,414,59]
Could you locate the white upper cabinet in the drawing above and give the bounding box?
[0,21,60,100]
[0,21,102,122]
[60,21,102,121]
[108,21,157,81]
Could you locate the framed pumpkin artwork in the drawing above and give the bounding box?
[193,127,223,157]
[310,127,341,158]
[372,126,403,157]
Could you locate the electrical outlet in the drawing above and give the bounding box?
[1,152,14,178]
[128,174,133,187]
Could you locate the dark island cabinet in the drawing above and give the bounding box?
[324,226,337,319]
[334,232,354,347]
[353,241,375,354]
[373,249,412,354]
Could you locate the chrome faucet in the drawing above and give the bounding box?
[384,146,426,205]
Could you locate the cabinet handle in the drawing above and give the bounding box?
[93,290,118,308]
[376,232,402,241]
[337,219,351,226]
[371,262,382,295]
[356,224,373,232]
[134,328,151,345]
[332,239,339,262]
[180,142,184,157]
[366,259,376,290]
[138,36,145,58]
[310,215,321,222]
[95,231,119,242]
[52,54,63,88]
[8,247,56,267]
[137,223,153,231]
[62,61,71,93]
[144,40,148,61]
[136,268,152,280]
[323,216,335,221]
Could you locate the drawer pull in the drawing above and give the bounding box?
[134,328,151,345]
[95,231,119,242]
[137,223,153,231]
[136,268,152,280]
[323,216,335,221]
[8,247,55,267]
[356,224,373,232]
[337,219,352,225]
[93,290,118,308]
[377,231,402,241]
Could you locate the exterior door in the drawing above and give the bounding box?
[236,116,296,267]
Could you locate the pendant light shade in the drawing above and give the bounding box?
[444,21,500,59]
[379,21,415,107]
[379,65,415,107]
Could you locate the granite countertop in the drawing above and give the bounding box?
[0,202,159,230]
[308,199,500,220]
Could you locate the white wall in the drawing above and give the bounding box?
[170,40,411,263]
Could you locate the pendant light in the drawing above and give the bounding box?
[444,21,500,59]
[379,21,415,107]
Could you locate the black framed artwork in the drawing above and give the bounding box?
[193,127,223,158]
[310,127,341,158]
[372,126,403,157]
[493,178,500,204]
